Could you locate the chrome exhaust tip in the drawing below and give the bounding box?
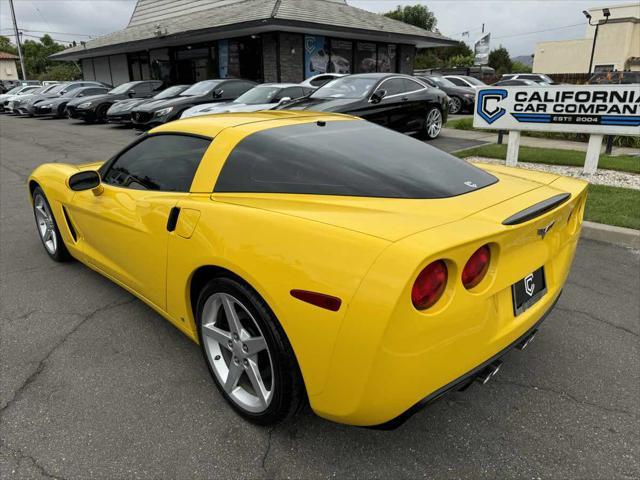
[516,330,538,351]
[475,360,503,385]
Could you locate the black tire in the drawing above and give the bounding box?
[196,277,305,425]
[31,187,72,262]
[95,104,109,123]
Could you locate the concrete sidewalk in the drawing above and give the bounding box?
[442,127,639,157]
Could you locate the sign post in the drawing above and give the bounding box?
[473,85,639,174]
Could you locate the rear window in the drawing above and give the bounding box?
[214,121,497,198]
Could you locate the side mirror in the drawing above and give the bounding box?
[277,96,292,105]
[128,89,136,97]
[213,89,224,99]
[68,170,101,193]
[370,89,386,104]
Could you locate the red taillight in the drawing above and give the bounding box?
[412,260,448,310]
[462,245,491,289]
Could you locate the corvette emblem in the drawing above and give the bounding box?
[537,221,555,240]
[524,274,535,296]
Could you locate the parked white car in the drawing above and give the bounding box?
[0,85,41,112]
[180,83,314,119]
[300,73,346,88]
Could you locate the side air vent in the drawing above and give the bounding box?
[62,206,78,242]
[502,193,571,226]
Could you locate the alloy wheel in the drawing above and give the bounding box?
[449,97,462,114]
[34,194,58,255]
[426,108,443,138]
[201,292,274,413]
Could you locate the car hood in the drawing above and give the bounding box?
[67,94,112,107]
[280,97,359,112]
[135,95,200,112]
[108,98,148,113]
[213,165,565,242]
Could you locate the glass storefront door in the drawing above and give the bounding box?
[174,45,217,84]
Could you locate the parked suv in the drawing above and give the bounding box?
[67,80,163,123]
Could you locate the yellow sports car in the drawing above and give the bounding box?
[28,111,587,427]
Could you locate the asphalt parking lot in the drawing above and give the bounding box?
[1,115,638,479]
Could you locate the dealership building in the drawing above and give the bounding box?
[50,0,455,86]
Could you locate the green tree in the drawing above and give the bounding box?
[16,34,77,80]
[414,41,473,71]
[39,62,81,81]
[384,4,437,31]
[446,54,475,68]
[488,47,513,75]
[0,35,18,55]
[511,61,532,73]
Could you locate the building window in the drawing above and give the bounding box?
[377,44,397,73]
[355,42,377,73]
[128,51,151,81]
[329,39,352,74]
[219,36,262,81]
[150,48,172,84]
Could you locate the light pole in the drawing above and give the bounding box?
[8,0,27,80]
[583,8,611,74]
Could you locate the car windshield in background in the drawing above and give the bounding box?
[5,86,22,95]
[430,77,457,89]
[109,82,138,95]
[153,86,186,99]
[215,120,496,199]
[589,72,640,84]
[234,86,281,104]
[181,81,222,96]
[310,77,377,99]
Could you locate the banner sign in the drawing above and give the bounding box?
[305,35,327,78]
[473,85,640,135]
[474,33,490,65]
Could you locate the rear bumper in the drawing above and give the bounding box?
[374,290,561,429]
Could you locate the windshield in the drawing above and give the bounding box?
[429,77,457,89]
[4,86,22,95]
[47,84,68,95]
[215,120,497,198]
[311,77,377,99]
[153,85,186,99]
[464,76,486,86]
[181,80,222,96]
[235,86,282,105]
[109,82,139,94]
[18,87,39,95]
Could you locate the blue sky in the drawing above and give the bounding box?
[0,0,637,56]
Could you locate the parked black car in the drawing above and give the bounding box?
[417,75,475,114]
[106,84,190,124]
[18,81,109,116]
[130,79,256,129]
[32,86,110,118]
[66,80,164,123]
[278,73,448,139]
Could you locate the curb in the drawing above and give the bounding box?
[581,221,640,249]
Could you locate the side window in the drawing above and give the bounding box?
[222,82,253,98]
[447,77,467,87]
[403,79,425,92]
[379,78,406,96]
[310,75,332,87]
[102,134,211,192]
[87,88,107,95]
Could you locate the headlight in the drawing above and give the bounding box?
[41,103,53,108]
[154,107,174,117]
[77,102,92,109]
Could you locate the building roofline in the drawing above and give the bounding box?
[51,19,456,61]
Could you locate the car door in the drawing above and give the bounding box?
[352,77,407,129]
[398,78,429,132]
[66,133,212,310]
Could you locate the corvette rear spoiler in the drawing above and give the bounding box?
[502,193,571,226]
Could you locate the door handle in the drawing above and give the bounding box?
[166,207,181,232]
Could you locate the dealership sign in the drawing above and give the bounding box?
[474,85,640,135]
